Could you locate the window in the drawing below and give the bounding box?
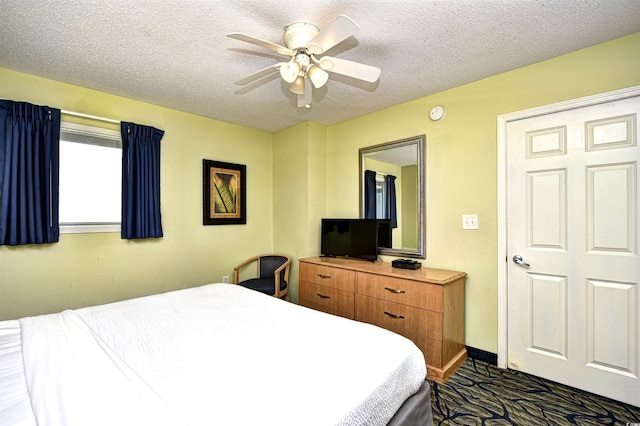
[375,173,386,219]
[59,122,121,233]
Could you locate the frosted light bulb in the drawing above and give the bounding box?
[289,76,305,94]
[280,62,300,83]
[308,66,329,89]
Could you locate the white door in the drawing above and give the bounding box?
[506,94,640,407]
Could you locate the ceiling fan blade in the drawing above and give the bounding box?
[319,56,381,83]
[227,32,294,56]
[234,64,282,86]
[306,15,359,55]
[297,77,312,108]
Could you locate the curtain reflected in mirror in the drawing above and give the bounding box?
[360,135,425,258]
[364,171,397,237]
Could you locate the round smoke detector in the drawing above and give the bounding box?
[430,105,446,121]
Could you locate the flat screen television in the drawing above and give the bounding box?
[321,219,391,261]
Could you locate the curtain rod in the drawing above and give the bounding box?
[1,99,121,124]
[0,98,121,124]
[61,109,120,124]
[366,169,388,176]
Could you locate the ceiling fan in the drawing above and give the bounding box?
[227,15,381,108]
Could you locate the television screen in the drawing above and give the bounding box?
[321,219,380,261]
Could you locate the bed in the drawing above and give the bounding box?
[0,283,432,425]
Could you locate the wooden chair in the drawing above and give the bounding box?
[233,255,291,301]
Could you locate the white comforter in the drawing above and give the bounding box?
[17,284,426,426]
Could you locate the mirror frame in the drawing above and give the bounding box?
[359,135,426,259]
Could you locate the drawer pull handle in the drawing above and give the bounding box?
[385,287,406,294]
[317,293,331,299]
[384,311,405,319]
[318,274,331,279]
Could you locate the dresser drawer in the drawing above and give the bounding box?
[356,272,443,312]
[300,263,355,292]
[392,329,443,368]
[299,299,355,320]
[355,295,442,340]
[300,281,355,317]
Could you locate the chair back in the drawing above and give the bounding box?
[259,255,289,283]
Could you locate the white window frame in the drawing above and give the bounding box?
[59,121,121,234]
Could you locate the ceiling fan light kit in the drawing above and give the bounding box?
[308,66,329,88]
[279,62,300,83]
[227,14,381,108]
[283,22,319,49]
[290,76,306,95]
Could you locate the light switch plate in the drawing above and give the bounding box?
[462,214,478,230]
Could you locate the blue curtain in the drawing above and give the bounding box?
[385,174,397,228]
[121,122,164,239]
[0,101,61,246]
[364,170,376,219]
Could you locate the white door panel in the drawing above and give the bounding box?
[506,94,639,407]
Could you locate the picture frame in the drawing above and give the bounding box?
[203,159,246,225]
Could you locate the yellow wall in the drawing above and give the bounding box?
[323,32,640,352]
[0,68,274,320]
[1,33,639,355]
[401,165,418,249]
[272,121,327,302]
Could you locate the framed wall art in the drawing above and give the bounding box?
[203,159,246,225]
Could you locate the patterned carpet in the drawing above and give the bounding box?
[430,358,640,425]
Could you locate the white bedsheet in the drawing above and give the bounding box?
[6,283,427,425]
[0,320,36,426]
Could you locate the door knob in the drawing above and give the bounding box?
[512,255,530,268]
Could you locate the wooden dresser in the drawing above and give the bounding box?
[299,256,467,383]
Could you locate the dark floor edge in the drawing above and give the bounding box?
[466,346,497,365]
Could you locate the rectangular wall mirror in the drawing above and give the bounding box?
[359,135,426,259]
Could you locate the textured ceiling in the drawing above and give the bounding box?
[1,1,639,133]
